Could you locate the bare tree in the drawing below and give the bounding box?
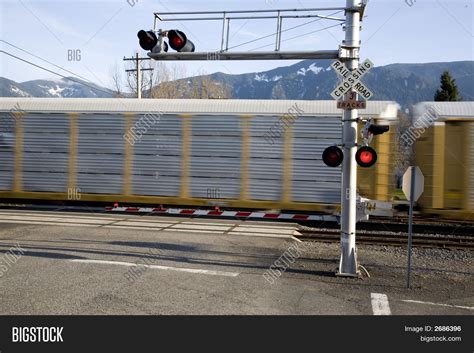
[199,72,231,99]
[111,63,125,98]
[179,69,231,99]
[117,57,231,99]
[150,62,187,98]
[188,75,230,99]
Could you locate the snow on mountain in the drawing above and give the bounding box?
[0,77,113,98]
[254,74,283,82]
[38,84,66,97]
[10,86,30,97]
[297,63,325,76]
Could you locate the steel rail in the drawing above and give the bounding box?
[298,231,474,250]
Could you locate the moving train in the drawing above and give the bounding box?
[412,101,474,220]
[0,98,472,220]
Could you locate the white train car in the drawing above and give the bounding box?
[0,98,399,212]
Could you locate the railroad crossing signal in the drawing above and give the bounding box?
[355,119,389,168]
[331,59,374,102]
[138,29,195,53]
[355,146,377,168]
[322,119,389,168]
[322,146,344,167]
[167,30,195,52]
[138,30,160,51]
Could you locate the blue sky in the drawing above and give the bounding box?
[0,0,472,91]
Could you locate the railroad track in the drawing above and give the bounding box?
[298,230,474,250]
[367,217,474,235]
[304,219,474,237]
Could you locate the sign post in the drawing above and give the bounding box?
[402,166,425,288]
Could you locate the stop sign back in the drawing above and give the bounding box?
[403,166,424,202]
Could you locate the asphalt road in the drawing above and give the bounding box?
[0,210,472,315]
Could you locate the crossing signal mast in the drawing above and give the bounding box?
[135,1,369,277]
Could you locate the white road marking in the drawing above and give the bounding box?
[112,221,174,227]
[401,299,474,310]
[229,231,294,239]
[170,224,232,231]
[232,226,295,235]
[116,219,178,224]
[0,220,97,227]
[44,218,112,224]
[371,293,391,315]
[165,228,224,234]
[103,225,165,231]
[69,259,239,277]
[180,221,235,226]
[233,223,297,230]
[0,211,123,221]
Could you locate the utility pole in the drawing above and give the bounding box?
[124,53,153,99]
[338,0,363,277]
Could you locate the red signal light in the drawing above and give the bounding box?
[167,30,195,52]
[322,146,344,168]
[356,146,377,168]
[171,36,183,48]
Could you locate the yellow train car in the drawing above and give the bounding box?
[413,102,474,220]
[0,98,399,213]
[357,105,401,201]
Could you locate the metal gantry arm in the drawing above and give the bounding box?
[153,7,347,17]
[152,7,346,54]
[147,51,339,61]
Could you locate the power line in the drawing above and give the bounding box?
[0,50,114,97]
[157,0,205,46]
[224,10,343,51]
[0,39,93,83]
[18,0,63,45]
[248,23,343,52]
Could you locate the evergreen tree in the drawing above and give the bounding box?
[434,71,461,101]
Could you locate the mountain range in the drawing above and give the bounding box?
[0,76,113,99]
[1,60,472,109]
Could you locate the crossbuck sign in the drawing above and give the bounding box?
[330,59,374,100]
